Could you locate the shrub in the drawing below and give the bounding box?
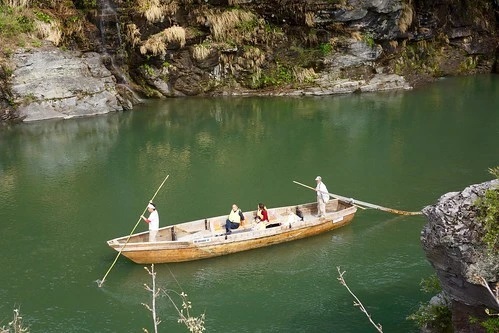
[319,42,332,56]
[470,316,499,333]
[407,303,452,332]
[407,275,453,332]
[475,167,499,253]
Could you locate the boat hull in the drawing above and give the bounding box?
[107,200,356,264]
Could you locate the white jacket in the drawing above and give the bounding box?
[316,182,330,203]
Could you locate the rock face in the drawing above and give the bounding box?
[0,0,497,122]
[422,180,499,333]
[125,0,497,98]
[10,44,129,122]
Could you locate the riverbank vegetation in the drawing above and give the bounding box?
[469,167,499,333]
[0,0,90,60]
[1,0,498,105]
[475,167,499,253]
[407,275,453,332]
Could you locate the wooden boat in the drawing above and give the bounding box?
[107,199,357,264]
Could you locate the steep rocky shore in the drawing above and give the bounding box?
[0,0,498,122]
[10,44,134,122]
[422,180,499,333]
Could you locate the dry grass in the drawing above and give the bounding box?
[329,37,339,48]
[137,0,179,24]
[237,46,265,70]
[164,25,185,47]
[197,8,256,42]
[293,67,316,83]
[251,67,262,87]
[140,31,167,56]
[306,30,318,46]
[192,44,210,61]
[305,12,315,27]
[398,1,413,33]
[350,31,362,41]
[34,20,61,46]
[6,0,30,8]
[126,23,141,48]
[163,1,179,15]
[389,40,398,49]
[140,25,185,55]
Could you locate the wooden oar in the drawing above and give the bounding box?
[97,174,170,287]
[293,180,422,216]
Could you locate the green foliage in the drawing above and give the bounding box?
[459,56,478,73]
[319,42,333,56]
[470,316,499,333]
[16,14,33,32]
[263,23,282,35]
[34,10,52,23]
[420,274,442,294]
[407,303,453,332]
[362,32,375,48]
[407,274,452,331]
[475,167,499,253]
[1,62,13,76]
[140,63,155,76]
[285,45,322,67]
[250,63,294,88]
[0,6,34,39]
[74,0,97,10]
[236,16,258,33]
[394,40,444,77]
[67,15,79,23]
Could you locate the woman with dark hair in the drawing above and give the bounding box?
[256,203,269,223]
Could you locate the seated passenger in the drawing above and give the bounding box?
[225,203,245,234]
[256,203,269,223]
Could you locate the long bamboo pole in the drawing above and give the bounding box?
[97,174,170,287]
[293,180,422,216]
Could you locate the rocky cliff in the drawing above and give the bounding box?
[9,44,133,122]
[422,180,499,333]
[0,0,498,122]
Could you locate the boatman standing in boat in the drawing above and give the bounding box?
[141,202,159,242]
[225,204,245,234]
[315,176,330,217]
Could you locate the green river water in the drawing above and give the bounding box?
[0,75,498,332]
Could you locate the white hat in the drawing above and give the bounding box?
[315,176,321,181]
[147,203,156,210]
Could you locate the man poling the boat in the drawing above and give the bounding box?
[141,202,159,242]
[97,174,170,287]
[293,180,422,216]
[315,176,330,217]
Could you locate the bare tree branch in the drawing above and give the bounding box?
[337,266,383,333]
[478,276,499,314]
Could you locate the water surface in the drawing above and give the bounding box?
[0,75,498,332]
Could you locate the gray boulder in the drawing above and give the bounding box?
[11,44,125,122]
